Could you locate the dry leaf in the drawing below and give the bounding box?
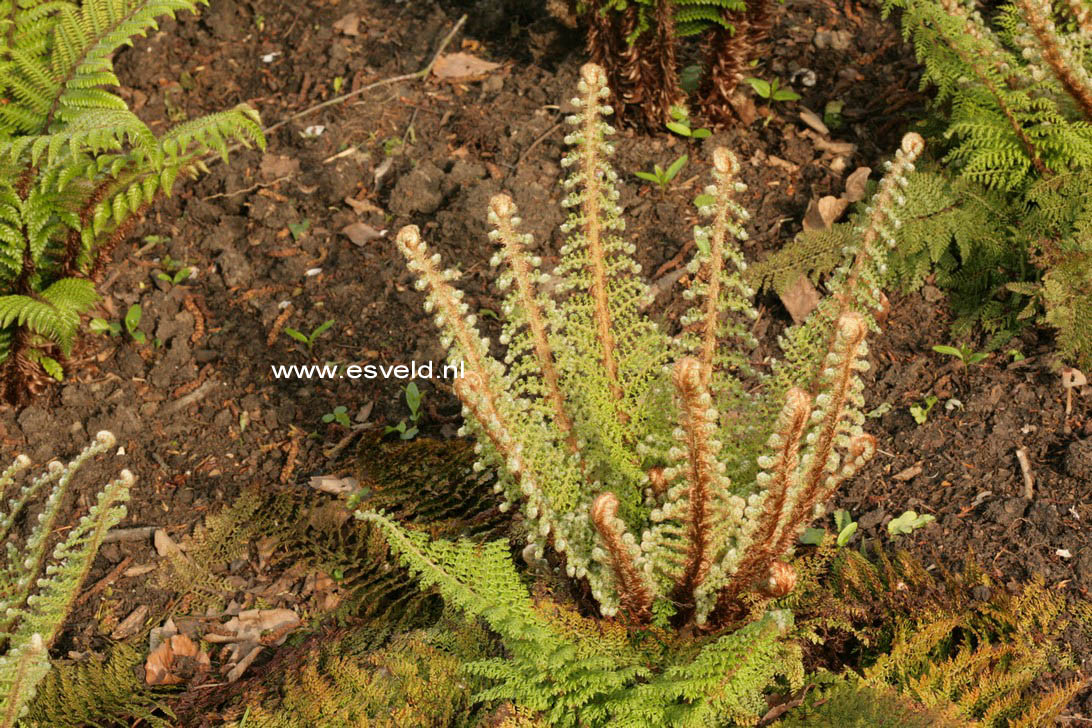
[153,529,181,558]
[802,196,849,232]
[779,274,821,323]
[341,222,386,246]
[308,474,359,495]
[144,634,210,686]
[844,167,871,202]
[728,90,758,125]
[344,196,384,216]
[432,53,501,81]
[893,464,923,481]
[259,154,300,181]
[205,608,301,646]
[112,605,148,640]
[332,12,360,36]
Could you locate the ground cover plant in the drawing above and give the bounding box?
[0,0,263,402]
[0,0,1087,723]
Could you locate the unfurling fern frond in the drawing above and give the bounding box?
[359,64,923,725]
[0,433,133,728]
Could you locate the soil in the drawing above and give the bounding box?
[3,0,1090,721]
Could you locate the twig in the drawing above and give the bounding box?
[516,121,563,167]
[203,14,467,166]
[75,555,133,605]
[1016,446,1034,500]
[102,525,158,543]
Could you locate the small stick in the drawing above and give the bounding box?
[1016,446,1034,500]
[102,526,158,543]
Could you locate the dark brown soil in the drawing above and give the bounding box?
[3,0,1089,721]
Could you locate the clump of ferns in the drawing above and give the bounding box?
[367,63,923,635]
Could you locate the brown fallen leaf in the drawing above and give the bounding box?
[153,529,182,558]
[341,222,386,246]
[344,196,384,216]
[145,634,210,686]
[432,52,501,81]
[802,195,849,232]
[779,274,821,324]
[308,474,360,495]
[258,154,300,181]
[205,608,301,645]
[226,644,264,683]
[844,167,872,202]
[893,464,923,481]
[332,12,360,36]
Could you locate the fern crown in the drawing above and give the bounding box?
[374,63,923,627]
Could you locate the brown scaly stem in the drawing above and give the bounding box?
[775,313,869,555]
[591,492,652,620]
[699,0,770,125]
[698,148,739,386]
[1018,0,1092,121]
[490,194,579,454]
[671,358,719,601]
[713,387,812,609]
[578,65,625,413]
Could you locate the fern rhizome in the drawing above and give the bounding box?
[359,62,924,725]
[0,0,265,402]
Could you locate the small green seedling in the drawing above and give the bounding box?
[909,394,938,424]
[833,508,858,547]
[89,317,122,337]
[1007,348,1025,362]
[635,154,688,192]
[322,405,351,427]
[332,76,345,94]
[932,343,989,366]
[124,304,145,344]
[384,381,423,440]
[155,255,192,285]
[382,136,404,156]
[887,510,935,536]
[666,105,712,139]
[823,99,845,131]
[800,508,858,547]
[744,77,801,124]
[284,319,335,351]
[288,219,311,242]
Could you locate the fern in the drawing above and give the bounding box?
[0,432,133,728]
[360,64,923,724]
[0,0,264,400]
[873,0,1092,364]
[672,0,743,37]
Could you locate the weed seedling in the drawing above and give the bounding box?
[124,305,145,344]
[154,254,192,286]
[288,219,311,242]
[284,319,335,351]
[743,76,801,124]
[932,343,990,366]
[384,381,422,440]
[635,154,688,193]
[665,105,712,140]
[800,508,858,547]
[909,394,938,424]
[322,405,352,427]
[888,510,935,536]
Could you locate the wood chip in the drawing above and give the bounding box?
[308,475,360,495]
[799,107,829,136]
[802,195,849,232]
[154,529,182,558]
[341,222,386,246]
[112,605,149,640]
[332,12,360,36]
